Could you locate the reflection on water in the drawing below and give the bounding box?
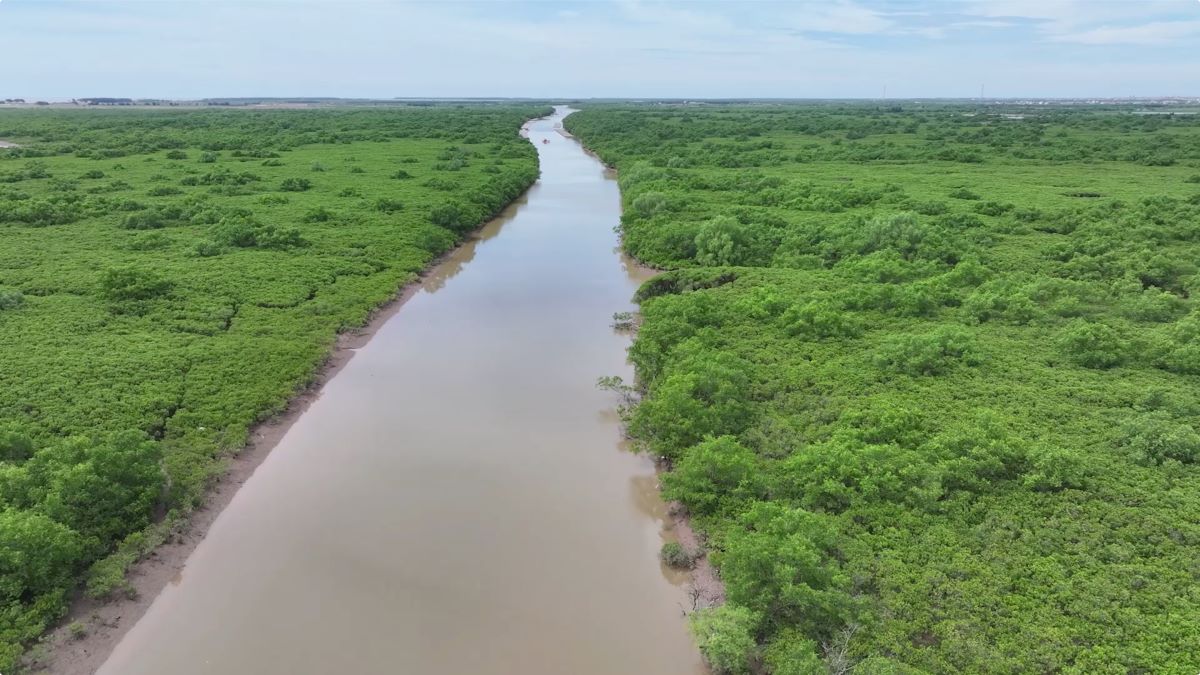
[98,108,705,675]
[421,190,532,295]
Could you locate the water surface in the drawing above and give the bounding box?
[98,107,705,675]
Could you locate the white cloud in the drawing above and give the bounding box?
[966,0,1195,34]
[1054,19,1200,45]
[785,1,893,35]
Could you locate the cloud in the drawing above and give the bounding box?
[785,1,893,35]
[1054,20,1200,46]
[965,0,1197,34]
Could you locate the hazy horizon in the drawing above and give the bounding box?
[1,0,1199,100]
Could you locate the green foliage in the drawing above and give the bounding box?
[374,197,404,213]
[99,266,173,303]
[0,103,545,667]
[278,176,312,192]
[629,347,755,461]
[721,503,846,637]
[659,541,694,569]
[762,630,824,675]
[0,288,24,311]
[663,436,758,516]
[781,300,860,339]
[873,326,977,376]
[210,213,305,249]
[689,605,758,675]
[1116,412,1200,466]
[569,102,1200,672]
[694,216,748,266]
[1059,319,1127,368]
[0,427,34,461]
[631,191,668,217]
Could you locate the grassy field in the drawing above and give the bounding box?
[0,105,546,668]
[567,104,1200,674]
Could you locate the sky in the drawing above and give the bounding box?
[0,0,1198,100]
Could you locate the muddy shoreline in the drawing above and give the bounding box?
[32,187,535,675]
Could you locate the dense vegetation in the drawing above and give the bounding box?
[568,104,1200,674]
[0,104,545,667]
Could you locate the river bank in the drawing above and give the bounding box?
[31,172,535,675]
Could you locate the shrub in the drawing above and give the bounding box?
[660,542,695,569]
[120,208,172,230]
[859,212,936,260]
[721,502,845,634]
[194,241,224,257]
[780,300,860,339]
[935,212,984,230]
[303,206,334,223]
[165,150,187,160]
[1059,320,1127,369]
[910,200,948,216]
[99,267,172,303]
[631,191,668,217]
[429,202,467,231]
[689,605,758,675]
[974,200,1014,216]
[390,169,412,180]
[0,426,34,460]
[0,509,83,630]
[949,187,981,200]
[1024,444,1089,491]
[763,631,824,675]
[199,151,218,163]
[963,281,1038,324]
[0,288,25,310]
[1117,413,1200,466]
[694,215,748,266]
[278,177,311,192]
[211,215,305,249]
[663,436,758,516]
[374,198,404,213]
[874,326,977,376]
[127,232,171,251]
[1012,207,1043,222]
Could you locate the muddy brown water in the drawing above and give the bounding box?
[97,108,706,675]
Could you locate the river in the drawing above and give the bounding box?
[96,107,706,674]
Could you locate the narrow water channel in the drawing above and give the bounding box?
[98,108,706,675]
